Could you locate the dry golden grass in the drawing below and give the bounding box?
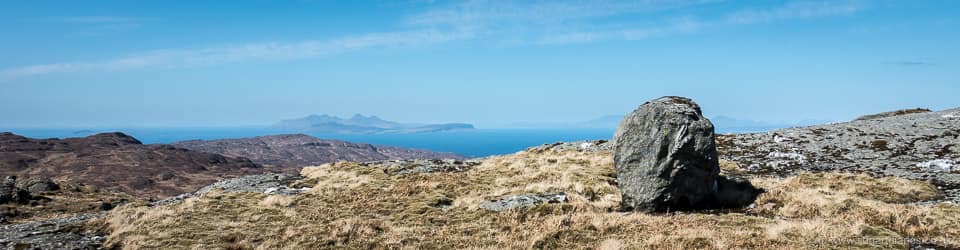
[719,159,744,176]
[103,149,959,249]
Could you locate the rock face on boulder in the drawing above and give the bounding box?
[614,96,759,212]
[0,176,32,204]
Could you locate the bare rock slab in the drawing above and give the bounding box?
[479,193,567,212]
[0,213,105,250]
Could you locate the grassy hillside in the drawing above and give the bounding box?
[102,148,959,249]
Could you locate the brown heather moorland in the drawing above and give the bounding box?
[101,148,959,249]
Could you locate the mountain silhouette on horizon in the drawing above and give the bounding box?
[275,114,474,134]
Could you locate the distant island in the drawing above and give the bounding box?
[275,114,474,134]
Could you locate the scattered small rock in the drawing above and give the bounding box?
[99,202,115,211]
[480,193,567,212]
[429,197,454,210]
[150,193,193,207]
[527,140,612,153]
[358,159,481,175]
[263,187,310,195]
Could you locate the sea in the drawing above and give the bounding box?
[4,127,768,158]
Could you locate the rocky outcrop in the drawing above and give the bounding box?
[479,193,567,212]
[527,140,613,153]
[195,173,304,195]
[718,108,960,202]
[614,96,760,212]
[15,177,59,193]
[357,159,481,175]
[152,173,306,206]
[0,132,270,198]
[173,134,465,168]
[853,108,931,121]
[0,213,105,250]
[1,176,134,223]
[0,176,37,205]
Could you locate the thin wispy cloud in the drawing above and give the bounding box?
[532,0,865,45]
[33,16,147,37]
[0,29,471,79]
[726,0,865,24]
[41,16,141,24]
[1,0,868,79]
[405,0,721,45]
[886,61,934,66]
[537,17,706,44]
[407,0,720,27]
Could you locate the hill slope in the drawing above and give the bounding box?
[0,132,271,198]
[172,134,465,168]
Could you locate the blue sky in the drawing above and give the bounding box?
[0,0,957,128]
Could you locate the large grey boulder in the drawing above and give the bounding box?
[615,96,754,212]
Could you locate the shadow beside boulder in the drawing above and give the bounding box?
[706,176,764,210]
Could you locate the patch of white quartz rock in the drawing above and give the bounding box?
[264,187,311,195]
[917,159,959,173]
[942,111,960,118]
[762,151,808,170]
